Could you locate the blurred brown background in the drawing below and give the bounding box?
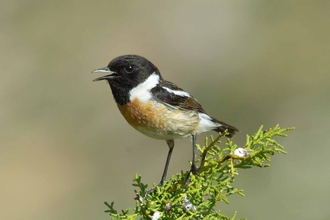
[1,1,330,219]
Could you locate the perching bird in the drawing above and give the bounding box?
[92,55,238,186]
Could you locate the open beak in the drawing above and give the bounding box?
[91,67,118,82]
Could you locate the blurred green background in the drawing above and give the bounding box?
[1,1,330,219]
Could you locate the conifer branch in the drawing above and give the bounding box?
[104,125,294,219]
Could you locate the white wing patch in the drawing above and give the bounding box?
[162,87,191,97]
[129,73,160,103]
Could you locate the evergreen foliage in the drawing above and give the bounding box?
[105,125,294,219]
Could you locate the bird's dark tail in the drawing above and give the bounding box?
[212,117,239,138]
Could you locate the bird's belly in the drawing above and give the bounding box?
[117,99,199,140]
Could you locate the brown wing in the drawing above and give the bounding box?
[151,81,206,113]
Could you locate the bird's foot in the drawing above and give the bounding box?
[184,164,199,187]
[144,188,156,197]
[144,181,163,197]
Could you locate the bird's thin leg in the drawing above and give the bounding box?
[191,134,198,173]
[159,140,174,186]
[185,134,198,186]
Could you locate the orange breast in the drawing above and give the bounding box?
[116,98,199,140]
[117,98,167,129]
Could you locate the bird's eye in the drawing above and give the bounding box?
[124,65,134,73]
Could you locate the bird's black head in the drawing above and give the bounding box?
[92,55,161,105]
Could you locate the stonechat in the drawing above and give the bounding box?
[92,55,238,185]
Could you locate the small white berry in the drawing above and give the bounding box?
[152,211,161,220]
[233,147,250,157]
